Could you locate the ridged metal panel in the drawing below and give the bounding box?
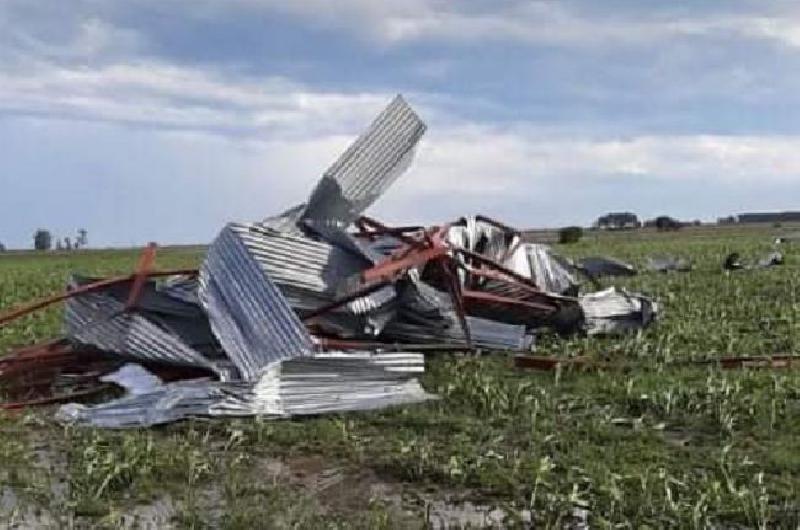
[381,314,527,351]
[577,256,637,278]
[503,243,577,295]
[57,353,434,428]
[65,289,217,371]
[229,223,367,306]
[158,275,200,305]
[579,287,658,336]
[302,95,426,226]
[199,224,314,381]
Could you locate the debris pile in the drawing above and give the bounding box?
[0,95,658,427]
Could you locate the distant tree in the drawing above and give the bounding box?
[76,228,88,249]
[55,240,64,251]
[655,216,682,231]
[0,242,5,252]
[33,229,52,251]
[558,226,584,244]
[64,237,72,251]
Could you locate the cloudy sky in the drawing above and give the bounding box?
[1,1,799,248]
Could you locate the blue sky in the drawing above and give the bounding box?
[1,1,800,248]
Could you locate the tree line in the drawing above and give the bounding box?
[32,228,88,251]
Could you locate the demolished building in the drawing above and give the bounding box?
[0,95,658,427]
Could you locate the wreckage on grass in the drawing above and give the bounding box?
[0,95,658,427]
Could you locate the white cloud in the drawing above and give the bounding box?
[395,127,800,200]
[0,60,393,136]
[171,0,800,49]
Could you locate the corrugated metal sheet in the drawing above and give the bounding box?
[262,203,306,233]
[199,224,315,381]
[57,353,434,428]
[505,243,578,295]
[65,286,218,371]
[158,275,200,305]
[577,256,637,278]
[579,287,658,336]
[302,95,427,226]
[382,308,528,350]
[227,223,368,311]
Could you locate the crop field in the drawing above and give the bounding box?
[0,226,799,528]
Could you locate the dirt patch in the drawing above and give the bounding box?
[257,454,534,528]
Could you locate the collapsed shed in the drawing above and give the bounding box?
[0,95,658,427]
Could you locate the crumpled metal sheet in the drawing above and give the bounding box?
[504,243,578,295]
[158,275,201,305]
[579,287,658,336]
[382,280,529,350]
[757,251,783,268]
[57,354,435,428]
[199,224,315,381]
[301,95,426,227]
[64,279,220,373]
[645,256,693,273]
[227,222,369,311]
[448,218,513,264]
[382,315,529,350]
[576,256,637,279]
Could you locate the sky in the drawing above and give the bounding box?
[1,1,800,248]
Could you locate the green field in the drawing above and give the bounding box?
[1,227,799,528]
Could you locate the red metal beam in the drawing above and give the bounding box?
[301,281,391,322]
[361,245,448,284]
[125,242,158,309]
[0,268,198,329]
[462,290,557,313]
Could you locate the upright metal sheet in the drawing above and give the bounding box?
[505,243,578,295]
[199,224,315,381]
[302,95,426,226]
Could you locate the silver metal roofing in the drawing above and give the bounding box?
[579,287,658,336]
[301,95,426,227]
[504,243,578,295]
[227,222,368,311]
[199,224,315,381]
[64,286,217,372]
[158,275,201,305]
[57,353,435,428]
[382,313,527,351]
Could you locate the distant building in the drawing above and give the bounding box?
[595,212,640,230]
[735,211,800,224]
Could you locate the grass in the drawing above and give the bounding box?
[1,227,799,528]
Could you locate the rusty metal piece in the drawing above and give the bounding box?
[438,258,471,347]
[301,281,391,322]
[714,355,800,369]
[514,355,608,371]
[126,242,158,309]
[0,268,198,329]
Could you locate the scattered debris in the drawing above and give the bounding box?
[645,256,693,273]
[0,94,659,427]
[578,287,658,336]
[576,256,637,279]
[774,232,800,245]
[514,353,800,372]
[757,250,784,268]
[723,252,744,271]
[724,250,783,271]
